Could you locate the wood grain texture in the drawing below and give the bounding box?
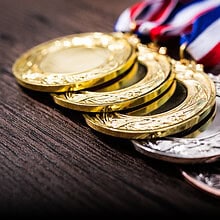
[1,0,220,217]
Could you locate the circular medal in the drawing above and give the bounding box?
[181,163,220,197]
[83,61,216,139]
[12,32,137,92]
[51,44,175,112]
[132,73,220,164]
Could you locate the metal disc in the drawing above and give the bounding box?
[132,73,220,164]
[83,61,216,139]
[12,32,137,92]
[52,44,175,112]
[181,162,220,197]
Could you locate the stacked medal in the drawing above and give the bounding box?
[12,0,220,197]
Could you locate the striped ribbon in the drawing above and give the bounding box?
[114,0,179,34]
[149,0,220,41]
[180,5,220,67]
[115,0,220,66]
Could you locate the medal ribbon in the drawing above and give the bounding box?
[115,0,220,66]
[180,5,220,66]
[114,0,179,33]
[149,0,220,41]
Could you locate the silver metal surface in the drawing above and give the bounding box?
[132,73,220,164]
[181,163,220,197]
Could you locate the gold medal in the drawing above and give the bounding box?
[83,60,216,139]
[132,102,217,164]
[132,73,220,164]
[51,44,175,112]
[11,29,217,145]
[12,32,137,92]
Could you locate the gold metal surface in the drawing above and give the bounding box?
[12,32,137,92]
[176,103,216,138]
[83,60,216,139]
[52,44,175,112]
[132,104,217,164]
[131,73,220,164]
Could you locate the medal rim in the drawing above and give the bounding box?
[132,103,217,164]
[83,61,216,139]
[12,32,137,92]
[181,169,220,197]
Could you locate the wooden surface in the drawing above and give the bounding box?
[1,0,220,217]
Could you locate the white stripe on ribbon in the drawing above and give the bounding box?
[131,0,154,22]
[151,0,178,24]
[186,18,220,60]
[139,1,166,22]
[115,0,178,33]
[136,0,178,33]
[152,0,220,37]
[169,0,220,27]
[114,8,131,32]
[133,0,178,24]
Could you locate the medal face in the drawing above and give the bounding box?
[12,32,137,92]
[83,61,216,139]
[52,44,175,112]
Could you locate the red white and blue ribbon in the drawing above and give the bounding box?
[180,5,220,66]
[115,0,220,66]
[114,0,180,34]
[149,0,220,41]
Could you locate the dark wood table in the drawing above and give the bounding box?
[1,0,220,217]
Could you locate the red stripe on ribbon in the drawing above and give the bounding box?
[198,43,220,67]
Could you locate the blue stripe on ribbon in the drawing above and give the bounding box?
[180,5,220,45]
